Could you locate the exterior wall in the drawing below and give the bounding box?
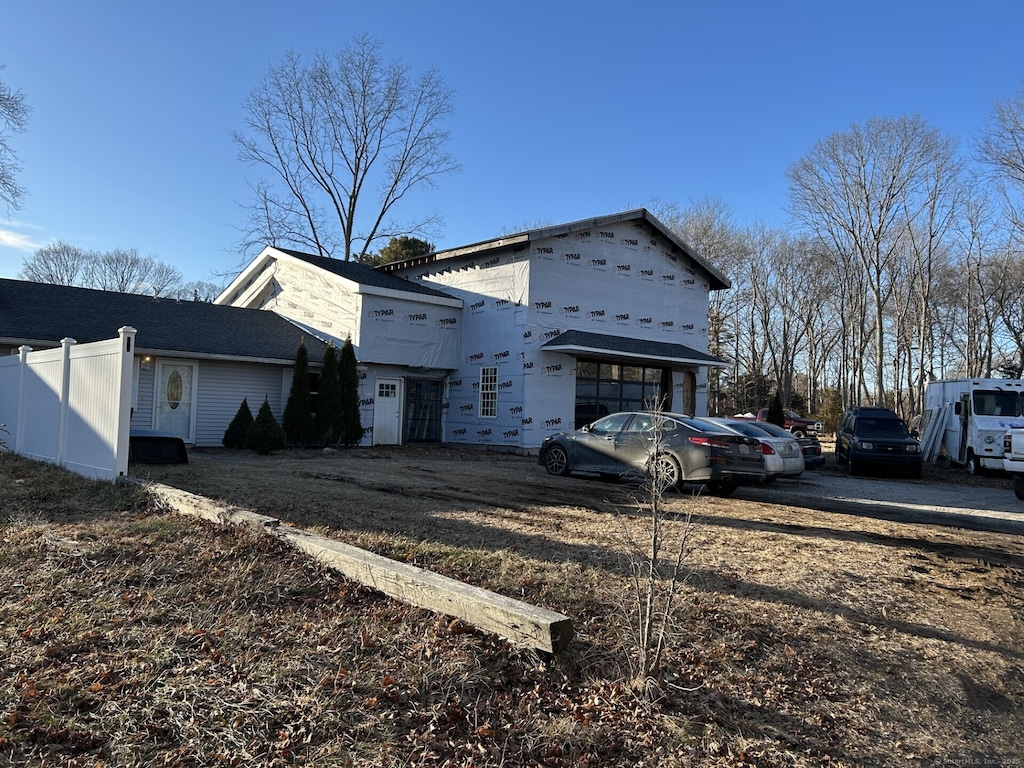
[130,359,156,430]
[255,259,361,346]
[399,222,717,450]
[253,258,461,370]
[405,261,530,446]
[358,294,461,369]
[129,358,290,448]
[193,360,289,447]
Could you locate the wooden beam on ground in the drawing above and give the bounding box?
[143,481,574,654]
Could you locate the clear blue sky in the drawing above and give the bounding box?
[2,1,1022,284]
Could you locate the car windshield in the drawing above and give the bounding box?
[587,413,634,434]
[856,418,910,438]
[972,390,1023,417]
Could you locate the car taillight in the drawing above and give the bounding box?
[761,443,776,456]
[689,436,732,449]
[1006,434,1014,454]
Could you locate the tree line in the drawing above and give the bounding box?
[656,87,1024,427]
[7,40,1023,429]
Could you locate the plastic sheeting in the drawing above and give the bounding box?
[402,220,716,449]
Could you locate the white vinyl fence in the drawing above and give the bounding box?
[0,327,136,480]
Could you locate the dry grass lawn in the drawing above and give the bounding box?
[2,445,1023,767]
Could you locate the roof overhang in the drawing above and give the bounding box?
[541,330,727,368]
[217,246,462,309]
[381,208,732,291]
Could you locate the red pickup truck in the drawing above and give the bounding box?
[734,408,823,438]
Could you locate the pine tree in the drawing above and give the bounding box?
[338,337,364,447]
[247,398,287,455]
[222,398,254,449]
[316,343,342,446]
[282,341,314,445]
[767,391,786,428]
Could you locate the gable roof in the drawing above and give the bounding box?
[541,329,726,367]
[0,278,328,364]
[219,246,460,309]
[379,208,732,291]
[273,247,456,300]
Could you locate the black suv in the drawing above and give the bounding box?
[836,406,923,478]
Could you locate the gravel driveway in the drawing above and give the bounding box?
[733,471,1024,535]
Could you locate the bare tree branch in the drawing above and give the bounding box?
[233,35,460,260]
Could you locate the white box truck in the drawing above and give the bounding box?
[918,378,1024,474]
[1003,426,1024,500]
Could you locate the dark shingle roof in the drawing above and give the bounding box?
[0,279,328,363]
[274,247,456,300]
[541,329,725,366]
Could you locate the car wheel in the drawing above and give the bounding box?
[792,428,807,439]
[967,452,983,476]
[909,465,922,480]
[848,455,860,476]
[542,445,570,476]
[707,477,738,497]
[649,453,681,491]
[1014,475,1024,501]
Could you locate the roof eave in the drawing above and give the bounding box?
[542,342,727,368]
[381,208,733,290]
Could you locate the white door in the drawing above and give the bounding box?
[373,378,402,445]
[155,361,197,443]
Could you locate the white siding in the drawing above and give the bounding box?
[130,362,156,430]
[193,361,289,447]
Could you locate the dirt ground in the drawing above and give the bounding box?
[131,445,1024,765]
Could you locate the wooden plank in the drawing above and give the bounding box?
[277,526,573,654]
[143,481,574,654]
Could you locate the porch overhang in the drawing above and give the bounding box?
[540,330,727,368]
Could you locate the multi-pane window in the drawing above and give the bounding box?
[479,366,498,418]
[575,360,666,418]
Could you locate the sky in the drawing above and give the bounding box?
[2,1,1023,285]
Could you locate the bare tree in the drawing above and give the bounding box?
[234,35,460,261]
[0,64,30,212]
[653,197,752,414]
[20,243,185,296]
[748,226,813,406]
[976,82,1024,236]
[787,115,958,407]
[617,401,699,700]
[176,280,226,302]
[87,248,182,296]
[19,241,92,286]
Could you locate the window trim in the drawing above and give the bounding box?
[479,366,498,419]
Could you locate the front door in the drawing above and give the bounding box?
[155,361,197,443]
[373,378,402,445]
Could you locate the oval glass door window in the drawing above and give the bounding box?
[166,370,183,410]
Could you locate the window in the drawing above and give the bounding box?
[480,367,498,418]
[574,360,668,420]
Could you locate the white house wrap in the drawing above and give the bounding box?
[219,209,730,450]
